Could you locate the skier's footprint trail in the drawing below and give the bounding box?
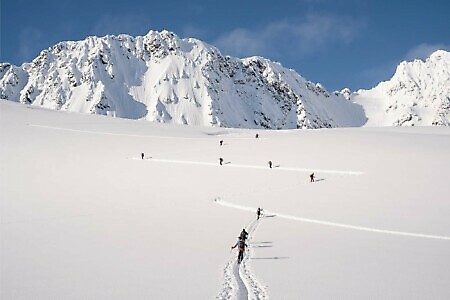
[233,263,249,300]
[239,220,268,299]
[218,210,268,300]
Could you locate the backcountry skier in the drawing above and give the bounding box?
[231,237,247,264]
[256,207,262,220]
[310,172,315,182]
[239,228,248,241]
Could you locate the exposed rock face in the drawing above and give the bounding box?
[0,30,366,129]
[352,50,450,126]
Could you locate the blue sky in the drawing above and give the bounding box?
[1,0,449,91]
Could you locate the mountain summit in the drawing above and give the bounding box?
[0,30,365,129]
[1,30,449,128]
[352,50,450,126]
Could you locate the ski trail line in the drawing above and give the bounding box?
[233,263,249,300]
[145,158,363,175]
[218,212,268,300]
[214,199,450,241]
[239,219,268,299]
[29,124,266,141]
[29,124,203,140]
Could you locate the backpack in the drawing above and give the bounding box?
[238,240,246,250]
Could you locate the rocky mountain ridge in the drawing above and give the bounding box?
[1,30,448,128]
[352,50,450,126]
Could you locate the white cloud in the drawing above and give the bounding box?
[213,13,364,58]
[212,28,266,57]
[405,43,450,61]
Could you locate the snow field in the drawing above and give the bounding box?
[1,101,450,299]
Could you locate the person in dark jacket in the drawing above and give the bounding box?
[141,153,144,160]
[310,172,315,182]
[239,228,248,241]
[219,157,224,165]
[256,207,262,220]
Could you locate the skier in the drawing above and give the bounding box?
[255,133,259,139]
[219,157,224,165]
[268,161,272,169]
[239,228,248,241]
[220,140,223,146]
[141,152,144,160]
[256,207,262,220]
[310,172,315,182]
[231,237,247,264]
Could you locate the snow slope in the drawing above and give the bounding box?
[0,30,365,129]
[352,50,450,126]
[1,100,450,299]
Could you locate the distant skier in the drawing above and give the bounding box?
[239,228,248,241]
[256,207,262,220]
[310,172,315,182]
[219,157,224,165]
[255,133,259,139]
[231,237,247,264]
[141,152,144,160]
[268,161,272,169]
[220,140,223,146]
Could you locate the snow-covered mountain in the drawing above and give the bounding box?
[0,30,366,129]
[352,50,450,126]
[1,30,449,128]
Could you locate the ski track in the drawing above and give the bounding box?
[214,199,450,241]
[218,205,268,300]
[139,158,363,175]
[31,124,363,175]
[29,124,206,140]
[29,124,266,140]
[33,124,364,175]
[234,263,249,300]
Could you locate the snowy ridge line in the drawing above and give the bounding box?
[214,199,450,241]
[28,124,202,140]
[146,158,363,175]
